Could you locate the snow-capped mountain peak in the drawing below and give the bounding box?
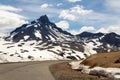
[6,15,73,42]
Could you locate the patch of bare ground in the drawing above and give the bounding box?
[81,51,120,68]
[50,62,116,80]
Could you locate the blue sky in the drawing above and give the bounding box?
[0,0,120,34]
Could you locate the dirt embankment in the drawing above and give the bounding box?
[81,51,120,68]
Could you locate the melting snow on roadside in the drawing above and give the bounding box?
[69,61,120,79]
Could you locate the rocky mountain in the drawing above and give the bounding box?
[6,15,73,42]
[0,15,120,63]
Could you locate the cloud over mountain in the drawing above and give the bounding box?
[55,21,69,30]
[59,5,93,21]
[0,5,27,32]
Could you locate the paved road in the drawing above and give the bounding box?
[0,61,67,80]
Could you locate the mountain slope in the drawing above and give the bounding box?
[81,51,120,68]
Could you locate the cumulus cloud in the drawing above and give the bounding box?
[79,25,120,35]
[68,30,80,35]
[40,3,53,9]
[69,25,120,35]
[79,26,95,33]
[69,26,95,35]
[96,28,108,33]
[59,10,77,21]
[0,5,27,32]
[59,5,93,21]
[59,4,120,27]
[97,25,120,34]
[68,0,82,3]
[55,21,69,30]
[70,5,93,15]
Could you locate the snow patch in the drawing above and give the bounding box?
[34,25,38,27]
[34,30,41,39]
[48,35,56,41]
[24,35,29,40]
[26,24,31,28]
[84,42,97,55]
[70,61,120,79]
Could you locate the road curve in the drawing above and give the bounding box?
[0,60,67,80]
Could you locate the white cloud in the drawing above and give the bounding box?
[59,4,120,27]
[107,25,120,33]
[59,5,93,21]
[67,24,120,35]
[69,30,80,35]
[68,0,82,3]
[59,10,77,21]
[69,26,95,35]
[0,5,27,32]
[97,25,120,34]
[55,21,69,30]
[96,28,108,33]
[70,5,93,15]
[40,3,52,9]
[79,26,95,33]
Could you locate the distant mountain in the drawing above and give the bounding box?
[77,32,120,47]
[76,32,120,53]
[101,32,120,47]
[0,15,119,63]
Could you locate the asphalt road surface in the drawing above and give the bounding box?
[0,61,67,80]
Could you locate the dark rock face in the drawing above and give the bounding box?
[76,32,104,39]
[101,32,120,47]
